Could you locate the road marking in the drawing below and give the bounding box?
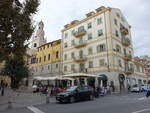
[27,106,45,113]
[138,97,146,100]
[132,108,150,113]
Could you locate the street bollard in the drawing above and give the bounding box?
[46,96,50,104]
[8,99,12,109]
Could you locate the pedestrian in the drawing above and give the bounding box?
[1,84,4,96]
[128,85,131,92]
[107,85,111,95]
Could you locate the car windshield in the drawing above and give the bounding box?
[65,86,78,92]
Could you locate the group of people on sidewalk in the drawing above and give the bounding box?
[32,81,116,98]
[33,84,67,96]
[92,85,115,97]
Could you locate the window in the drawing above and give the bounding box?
[99,59,105,66]
[41,67,44,72]
[136,65,139,72]
[114,19,117,26]
[36,58,38,63]
[34,43,37,47]
[129,51,132,56]
[116,44,121,53]
[71,52,75,58]
[56,51,59,59]
[116,13,120,18]
[87,22,92,29]
[64,42,68,48]
[43,46,45,50]
[88,47,93,55]
[78,26,84,32]
[71,30,75,35]
[47,44,49,48]
[71,64,75,71]
[142,67,144,73]
[64,54,67,60]
[118,59,122,67]
[130,64,134,71]
[71,40,75,46]
[44,56,46,62]
[121,16,125,22]
[97,18,102,25]
[89,61,93,68]
[56,64,58,68]
[39,57,41,63]
[88,33,92,40]
[97,44,106,53]
[64,32,68,38]
[98,29,103,37]
[64,65,67,71]
[31,58,36,64]
[79,37,84,43]
[48,54,50,61]
[48,65,50,69]
[115,30,119,37]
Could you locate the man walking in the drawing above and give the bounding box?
[1,80,5,96]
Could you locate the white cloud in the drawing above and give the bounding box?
[33,0,150,56]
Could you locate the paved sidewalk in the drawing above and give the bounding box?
[0,88,56,112]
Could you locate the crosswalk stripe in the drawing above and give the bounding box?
[132,108,150,113]
[27,106,45,113]
[138,97,146,100]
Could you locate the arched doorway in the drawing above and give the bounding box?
[118,73,125,92]
[98,74,108,87]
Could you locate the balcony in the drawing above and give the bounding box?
[124,54,132,61]
[125,68,134,75]
[74,41,87,48]
[73,56,87,62]
[120,27,128,35]
[121,37,131,46]
[73,30,87,38]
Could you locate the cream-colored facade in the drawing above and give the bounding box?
[61,6,147,91]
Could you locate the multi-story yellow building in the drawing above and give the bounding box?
[61,6,147,91]
[31,39,62,80]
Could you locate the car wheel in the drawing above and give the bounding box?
[70,97,75,103]
[89,94,94,100]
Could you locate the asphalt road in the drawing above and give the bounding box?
[1,92,150,113]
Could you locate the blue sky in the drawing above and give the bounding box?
[33,0,150,57]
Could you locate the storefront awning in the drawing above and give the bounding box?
[98,74,108,81]
[33,76,74,81]
[63,73,99,78]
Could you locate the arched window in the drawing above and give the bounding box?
[34,43,37,47]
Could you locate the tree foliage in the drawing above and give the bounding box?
[0,0,39,61]
[2,55,29,88]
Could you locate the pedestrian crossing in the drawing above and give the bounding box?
[138,97,147,100]
[27,106,45,113]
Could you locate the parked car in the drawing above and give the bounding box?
[56,85,94,103]
[141,84,149,91]
[131,84,142,92]
[32,85,39,93]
